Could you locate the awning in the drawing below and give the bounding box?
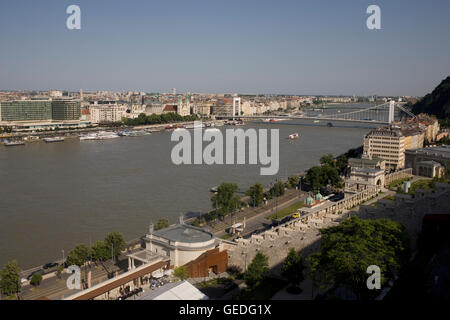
[152,271,164,278]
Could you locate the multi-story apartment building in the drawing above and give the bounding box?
[0,100,52,121]
[363,126,406,171]
[51,99,81,120]
[0,99,81,122]
[90,104,128,123]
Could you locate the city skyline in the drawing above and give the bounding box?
[1,1,450,96]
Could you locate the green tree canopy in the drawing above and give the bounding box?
[104,232,126,259]
[155,218,170,231]
[244,252,269,288]
[66,244,90,267]
[0,260,21,296]
[320,154,335,167]
[122,112,199,126]
[281,248,305,287]
[91,240,110,262]
[30,273,43,287]
[308,216,410,299]
[173,266,189,280]
[268,181,285,198]
[288,175,300,188]
[246,183,264,207]
[211,183,241,218]
[304,164,343,190]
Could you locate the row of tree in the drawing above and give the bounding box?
[235,216,410,300]
[66,232,126,267]
[122,112,198,126]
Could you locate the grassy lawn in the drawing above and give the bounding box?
[267,201,304,220]
[407,179,434,195]
[387,177,412,190]
[197,277,234,289]
[220,233,233,240]
[235,277,288,300]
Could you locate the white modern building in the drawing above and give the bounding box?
[90,104,128,123]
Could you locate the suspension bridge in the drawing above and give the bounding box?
[218,99,416,124]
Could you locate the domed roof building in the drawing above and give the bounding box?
[315,192,323,201]
[306,195,315,206]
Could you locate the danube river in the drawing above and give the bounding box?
[0,118,377,268]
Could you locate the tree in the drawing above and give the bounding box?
[66,244,90,267]
[246,183,264,207]
[30,273,43,287]
[91,240,110,262]
[56,265,64,279]
[308,217,410,299]
[268,181,285,199]
[288,175,300,189]
[173,266,189,280]
[281,249,305,289]
[104,232,126,260]
[304,164,343,191]
[211,183,240,219]
[0,260,21,297]
[320,154,335,167]
[155,218,170,230]
[243,252,269,288]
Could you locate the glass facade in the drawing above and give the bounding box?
[0,100,52,121]
[0,99,81,121]
[51,100,81,120]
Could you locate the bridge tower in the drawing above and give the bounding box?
[232,97,241,120]
[388,100,395,124]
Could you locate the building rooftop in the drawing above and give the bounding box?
[138,280,208,300]
[152,224,214,243]
[406,145,450,159]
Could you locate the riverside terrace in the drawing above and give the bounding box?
[228,185,382,272]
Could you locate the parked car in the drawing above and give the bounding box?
[27,269,45,281]
[43,262,58,269]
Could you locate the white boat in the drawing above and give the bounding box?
[184,123,205,129]
[288,133,299,139]
[80,131,119,140]
[4,140,25,146]
[44,137,65,143]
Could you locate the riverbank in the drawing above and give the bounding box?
[0,120,369,269]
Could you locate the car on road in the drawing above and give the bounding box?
[26,269,45,281]
[43,262,58,269]
[291,212,300,219]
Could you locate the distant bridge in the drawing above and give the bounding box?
[217,101,416,124]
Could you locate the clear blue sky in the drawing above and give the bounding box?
[1,0,449,96]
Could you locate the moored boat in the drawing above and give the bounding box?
[4,139,25,146]
[44,137,65,143]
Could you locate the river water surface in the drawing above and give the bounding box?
[0,117,377,268]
